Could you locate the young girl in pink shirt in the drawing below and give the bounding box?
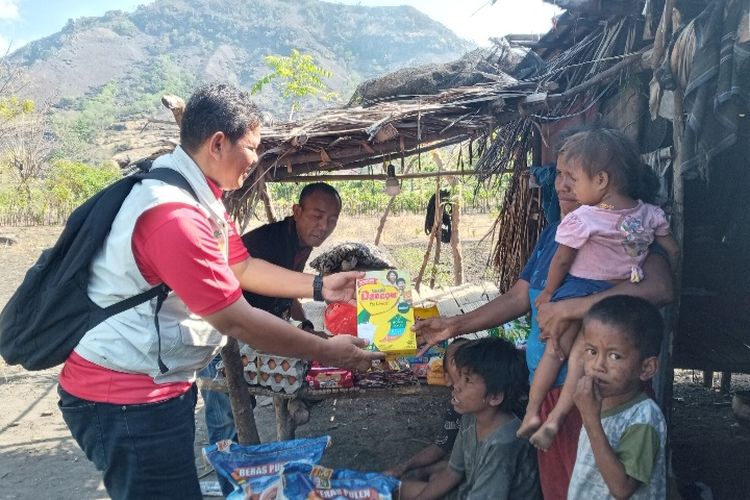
[517,128,679,449]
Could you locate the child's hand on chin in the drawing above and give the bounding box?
[573,375,602,419]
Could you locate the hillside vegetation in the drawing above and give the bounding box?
[0,0,483,224]
[11,0,472,118]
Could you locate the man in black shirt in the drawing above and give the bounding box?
[242,183,341,322]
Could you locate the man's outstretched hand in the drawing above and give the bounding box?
[413,316,456,357]
[322,334,384,371]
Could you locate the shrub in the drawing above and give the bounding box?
[46,160,120,207]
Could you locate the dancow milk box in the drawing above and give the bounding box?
[356,269,416,356]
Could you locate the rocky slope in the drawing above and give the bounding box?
[10,0,473,116]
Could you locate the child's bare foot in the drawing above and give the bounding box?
[516,413,542,438]
[529,420,560,450]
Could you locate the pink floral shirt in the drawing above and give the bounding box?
[555,201,670,281]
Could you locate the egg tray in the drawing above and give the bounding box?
[239,345,308,395]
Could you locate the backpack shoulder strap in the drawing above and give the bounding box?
[101,168,198,319]
[139,168,197,200]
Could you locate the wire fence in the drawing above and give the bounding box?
[0,204,75,226]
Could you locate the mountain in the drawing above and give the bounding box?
[9,0,473,117]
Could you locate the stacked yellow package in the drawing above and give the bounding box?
[356,269,416,356]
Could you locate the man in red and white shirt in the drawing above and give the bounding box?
[57,83,382,500]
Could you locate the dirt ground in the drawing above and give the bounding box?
[1,218,749,499]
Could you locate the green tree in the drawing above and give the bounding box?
[251,49,338,119]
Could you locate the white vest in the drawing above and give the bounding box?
[75,147,230,383]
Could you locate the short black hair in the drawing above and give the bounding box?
[180,83,261,153]
[584,295,664,359]
[453,337,527,413]
[298,182,341,209]
[443,337,470,371]
[557,127,659,203]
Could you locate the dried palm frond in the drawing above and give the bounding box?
[480,15,645,285]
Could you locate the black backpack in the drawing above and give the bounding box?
[0,168,196,371]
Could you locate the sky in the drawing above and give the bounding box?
[0,0,561,54]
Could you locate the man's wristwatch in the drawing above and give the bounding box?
[313,274,324,302]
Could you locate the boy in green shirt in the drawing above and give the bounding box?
[568,295,667,499]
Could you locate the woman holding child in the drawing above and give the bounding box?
[414,127,673,499]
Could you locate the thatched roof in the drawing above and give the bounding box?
[254,75,529,181]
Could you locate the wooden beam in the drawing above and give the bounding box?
[272,169,482,183]
[264,135,469,180]
[255,111,523,181]
[260,131,471,177]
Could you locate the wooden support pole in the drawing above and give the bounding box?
[656,87,685,423]
[161,94,185,128]
[429,153,445,289]
[430,228,442,289]
[264,133,478,180]
[221,339,261,445]
[415,175,441,292]
[258,176,278,223]
[273,396,295,440]
[374,196,397,247]
[720,372,732,395]
[449,178,464,286]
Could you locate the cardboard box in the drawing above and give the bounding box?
[356,269,417,356]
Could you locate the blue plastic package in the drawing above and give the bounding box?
[280,463,400,499]
[202,436,330,499]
